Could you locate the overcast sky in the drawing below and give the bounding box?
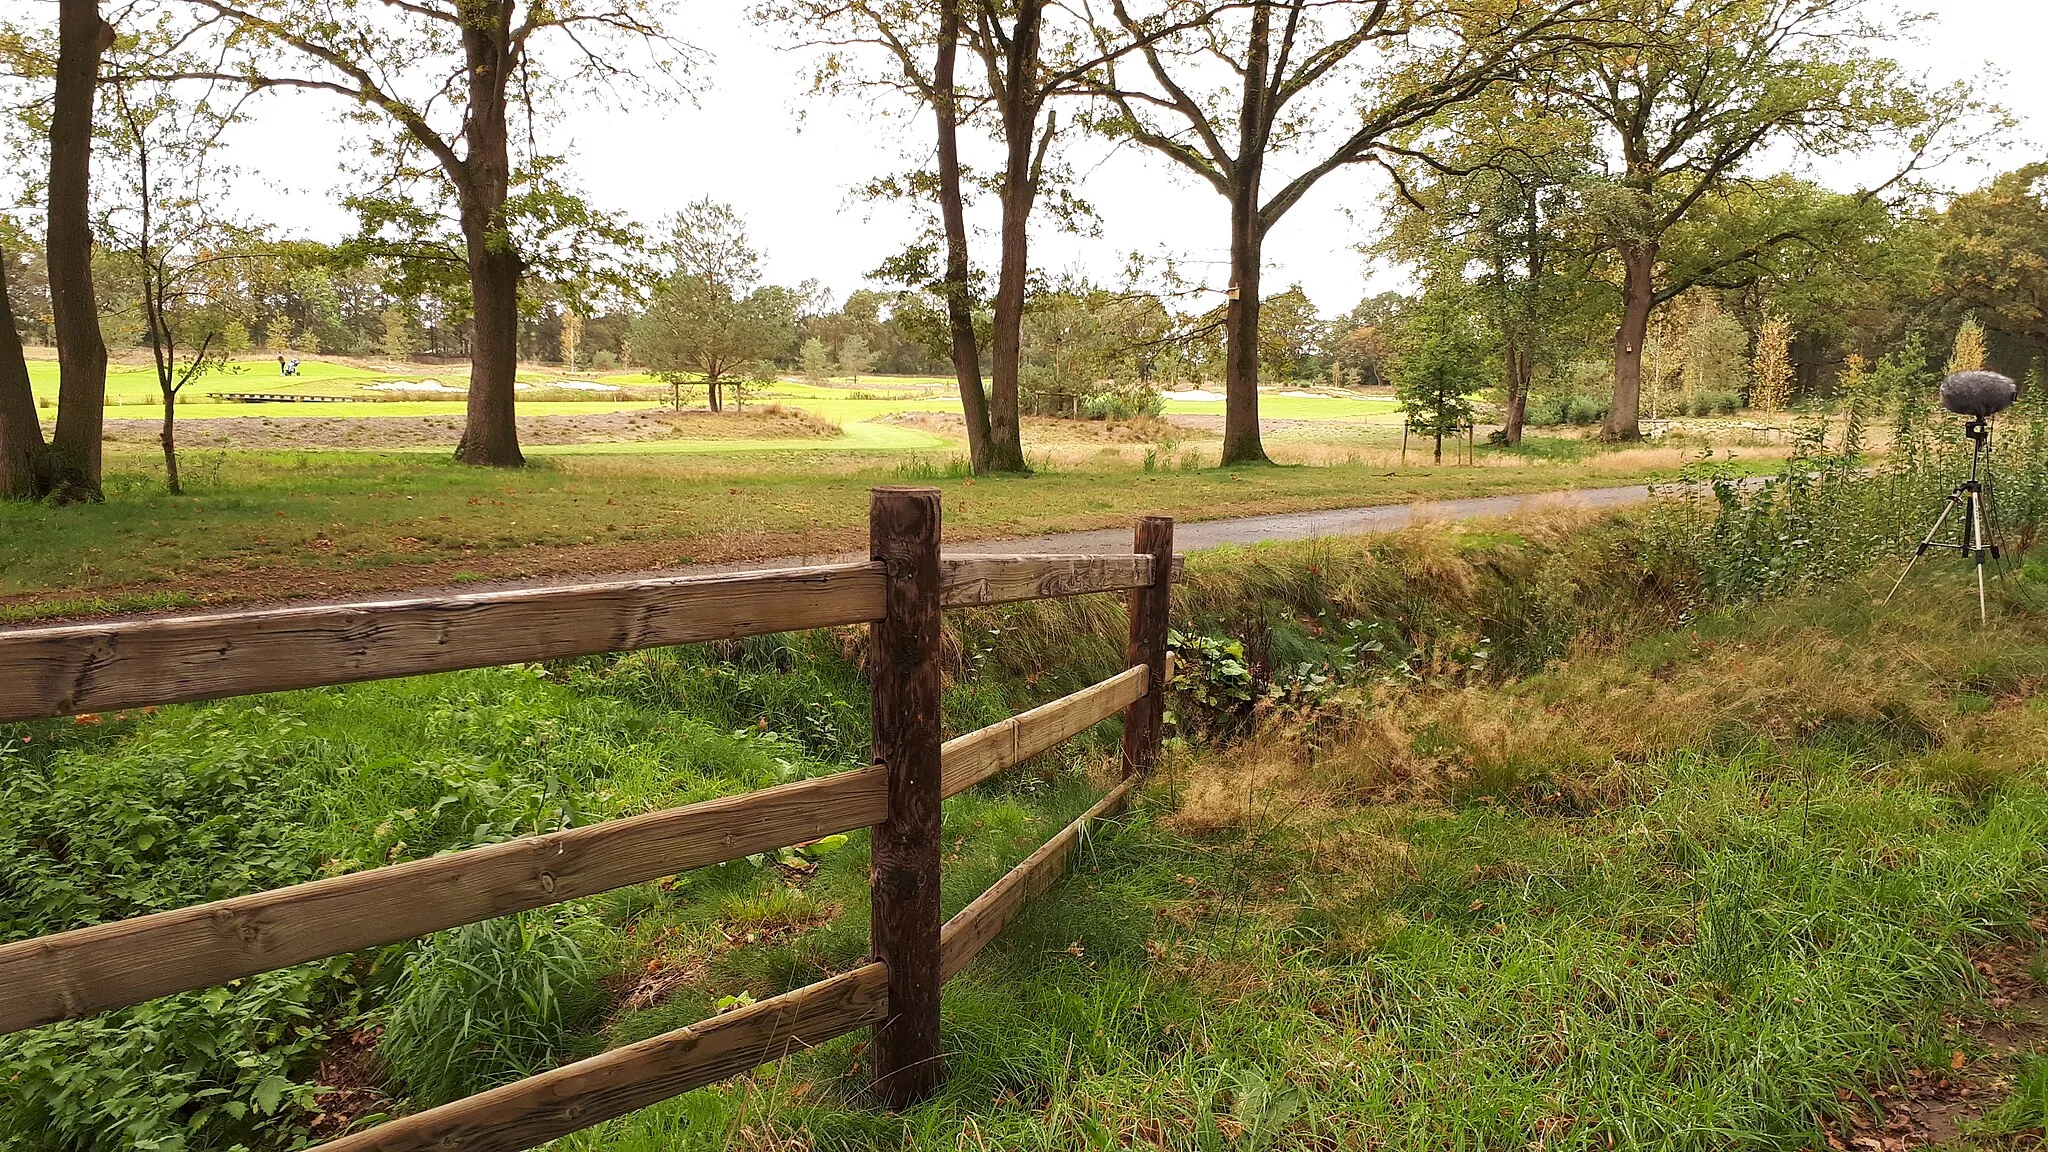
[217,0,2044,318]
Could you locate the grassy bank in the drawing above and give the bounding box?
[6,501,2046,1149]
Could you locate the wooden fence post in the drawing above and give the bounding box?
[1121,516,1173,777]
[867,487,946,1106]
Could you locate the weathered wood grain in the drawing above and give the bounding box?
[867,487,947,1106]
[939,665,1149,799]
[1121,518,1174,777]
[0,767,887,1035]
[0,562,887,722]
[939,554,1152,608]
[314,962,889,1152]
[940,777,1139,980]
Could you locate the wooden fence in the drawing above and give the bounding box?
[0,488,1176,1151]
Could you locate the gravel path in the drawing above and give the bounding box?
[947,483,1658,556]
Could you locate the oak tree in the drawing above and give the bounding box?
[183,0,683,466]
[1087,0,1585,464]
[1559,0,1966,439]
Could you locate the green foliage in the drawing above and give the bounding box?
[1019,279,1179,416]
[1643,376,2048,606]
[378,912,605,1107]
[1931,163,2048,376]
[1391,292,1487,460]
[1524,392,1611,425]
[800,336,831,384]
[0,712,341,1149]
[2,967,336,1152]
[1166,629,1255,730]
[1080,391,1163,421]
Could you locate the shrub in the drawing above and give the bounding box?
[378,912,604,1107]
[591,350,618,371]
[1081,390,1164,421]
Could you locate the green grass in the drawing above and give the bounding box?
[1160,393,1400,421]
[28,354,474,404]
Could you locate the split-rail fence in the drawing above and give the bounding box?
[0,487,1176,1151]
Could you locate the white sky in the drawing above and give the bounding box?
[215,0,2045,318]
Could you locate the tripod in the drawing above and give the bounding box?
[1884,417,2009,624]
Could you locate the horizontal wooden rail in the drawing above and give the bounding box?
[0,767,888,1035]
[0,563,887,723]
[939,554,1153,608]
[940,665,1150,799]
[0,554,1177,723]
[941,776,1140,981]
[315,961,890,1152]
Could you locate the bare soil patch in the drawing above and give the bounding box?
[104,407,839,451]
[1821,930,2048,1150]
[884,411,1209,442]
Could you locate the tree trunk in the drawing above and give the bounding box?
[982,0,1042,476]
[1221,196,1268,465]
[1605,242,1655,442]
[1502,342,1528,446]
[0,246,46,500]
[1219,1,1271,466]
[160,392,181,495]
[46,0,114,501]
[456,233,525,465]
[934,0,992,473]
[708,376,723,412]
[451,1,524,467]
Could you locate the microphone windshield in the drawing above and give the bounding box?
[1940,370,2018,419]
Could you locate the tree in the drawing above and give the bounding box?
[1560,0,1964,440]
[1929,164,2048,375]
[632,201,794,413]
[838,332,873,386]
[1681,302,1749,402]
[801,336,831,384]
[1255,286,1325,383]
[1392,290,1486,464]
[1378,90,1607,444]
[184,0,681,466]
[381,306,414,359]
[761,0,1004,468]
[1331,293,1408,389]
[98,29,255,495]
[1087,0,1585,464]
[43,0,116,500]
[772,0,1214,472]
[1949,317,1987,375]
[0,241,40,499]
[1752,315,1793,412]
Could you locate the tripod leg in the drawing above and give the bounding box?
[1971,489,1990,625]
[1884,492,1961,606]
[1981,467,2018,592]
